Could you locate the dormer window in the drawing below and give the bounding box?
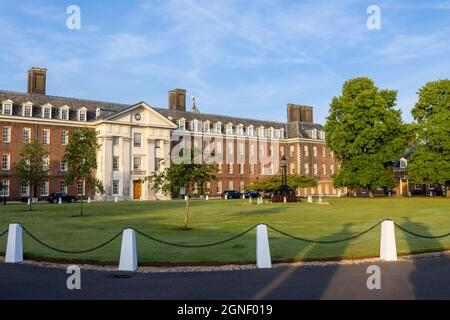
[280,128,285,139]
[191,119,201,132]
[259,126,265,138]
[78,108,87,122]
[247,125,254,137]
[226,123,233,135]
[22,102,33,117]
[96,108,101,119]
[2,100,13,116]
[237,124,244,135]
[268,127,274,138]
[203,121,210,132]
[215,122,222,133]
[178,118,186,130]
[399,158,407,169]
[42,104,52,119]
[60,106,70,120]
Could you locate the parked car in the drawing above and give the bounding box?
[245,191,261,198]
[47,192,77,204]
[221,190,242,199]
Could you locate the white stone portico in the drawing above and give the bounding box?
[94,102,176,201]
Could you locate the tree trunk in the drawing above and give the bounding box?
[29,197,32,212]
[446,186,450,198]
[80,196,84,217]
[184,195,189,230]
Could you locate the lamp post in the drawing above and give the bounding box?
[280,155,288,196]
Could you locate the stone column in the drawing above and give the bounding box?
[104,138,113,198]
[122,137,131,199]
[147,139,156,200]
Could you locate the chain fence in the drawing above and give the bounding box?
[394,223,450,239]
[0,227,8,238]
[267,220,383,244]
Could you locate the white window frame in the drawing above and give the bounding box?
[112,180,120,195]
[133,133,142,147]
[42,129,50,144]
[113,156,119,171]
[178,118,186,130]
[1,154,10,170]
[43,155,49,171]
[133,156,142,170]
[21,181,30,197]
[2,126,11,143]
[78,108,87,122]
[23,128,31,144]
[59,180,67,193]
[2,101,12,115]
[42,104,52,119]
[22,102,33,117]
[1,179,9,197]
[60,106,70,120]
[60,158,68,172]
[60,130,68,145]
[77,180,85,196]
[41,181,49,196]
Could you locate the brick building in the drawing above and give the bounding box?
[0,68,339,201]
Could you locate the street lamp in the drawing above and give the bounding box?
[280,155,288,196]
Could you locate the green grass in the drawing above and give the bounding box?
[0,198,449,265]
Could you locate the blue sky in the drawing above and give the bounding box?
[0,0,449,124]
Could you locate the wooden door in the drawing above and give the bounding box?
[133,180,142,200]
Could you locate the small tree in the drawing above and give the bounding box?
[243,175,316,194]
[14,140,50,211]
[148,162,217,230]
[63,128,104,216]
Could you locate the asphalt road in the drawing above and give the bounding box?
[0,256,449,299]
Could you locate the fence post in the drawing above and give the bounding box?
[114,196,118,203]
[5,224,23,263]
[119,228,138,272]
[58,197,62,204]
[256,224,272,268]
[380,220,397,261]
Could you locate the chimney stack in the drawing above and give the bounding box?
[27,67,47,95]
[287,103,313,123]
[168,89,186,111]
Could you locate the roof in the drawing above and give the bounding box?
[0,89,325,139]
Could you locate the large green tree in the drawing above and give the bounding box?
[407,80,450,197]
[14,140,50,211]
[148,158,217,230]
[63,127,104,216]
[324,77,408,196]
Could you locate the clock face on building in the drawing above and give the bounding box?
[134,113,142,121]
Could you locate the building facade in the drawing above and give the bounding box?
[0,68,339,201]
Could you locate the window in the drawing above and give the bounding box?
[2,102,12,115]
[133,156,142,170]
[429,184,435,190]
[155,140,161,148]
[322,147,326,157]
[290,163,295,174]
[226,123,233,135]
[203,121,210,132]
[2,127,11,143]
[415,184,422,190]
[77,181,84,195]
[322,164,326,175]
[304,163,309,175]
[330,151,334,158]
[330,165,335,175]
[178,119,186,130]
[42,105,52,119]
[21,181,29,197]
[290,145,295,157]
[313,146,317,157]
[238,143,244,155]
[228,164,233,174]
[399,159,407,169]
[113,156,119,171]
[60,107,69,120]
[42,129,50,144]
[228,142,233,155]
[250,144,254,156]
[217,181,222,193]
[228,181,233,190]
[112,180,119,195]
[60,130,68,145]
[215,122,222,133]
[269,164,274,175]
[59,181,67,193]
[60,158,68,172]
[1,179,9,197]
[240,163,244,174]
[78,108,87,122]
[112,137,119,146]
[41,181,49,196]
[313,163,318,175]
[250,164,255,175]
[304,145,309,157]
[260,164,264,175]
[247,126,254,136]
[23,128,31,144]
[1,154,10,170]
[43,155,49,170]
[23,104,33,117]
[134,133,142,147]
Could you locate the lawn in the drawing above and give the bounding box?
[0,198,449,265]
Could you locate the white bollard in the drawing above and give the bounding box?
[380,220,397,261]
[5,224,23,263]
[256,224,272,268]
[283,196,287,203]
[242,194,245,199]
[205,195,209,201]
[87,197,91,204]
[114,195,118,202]
[118,229,138,272]
[225,194,228,200]
[184,195,188,201]
[58,197,62,204]
[27,198,31,206]
[430,191,432,197]
[308,195,313,203]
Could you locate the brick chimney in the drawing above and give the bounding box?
[287,103,313,123]
[168,89,186,111]
[27,67,47,95]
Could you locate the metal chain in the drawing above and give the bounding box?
[21,225,123,254]
[266,221,383,244]
[394,223,450,239]
[0,228,8,238]
[134,225,258,248]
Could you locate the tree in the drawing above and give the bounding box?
[243,175,316,193]
[407,80,450,197]
[63,127,104,216]
[324,77,408,196]
[14,140,50,211]
[148,163,217,230]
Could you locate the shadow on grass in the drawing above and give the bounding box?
[232,207,285,216]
